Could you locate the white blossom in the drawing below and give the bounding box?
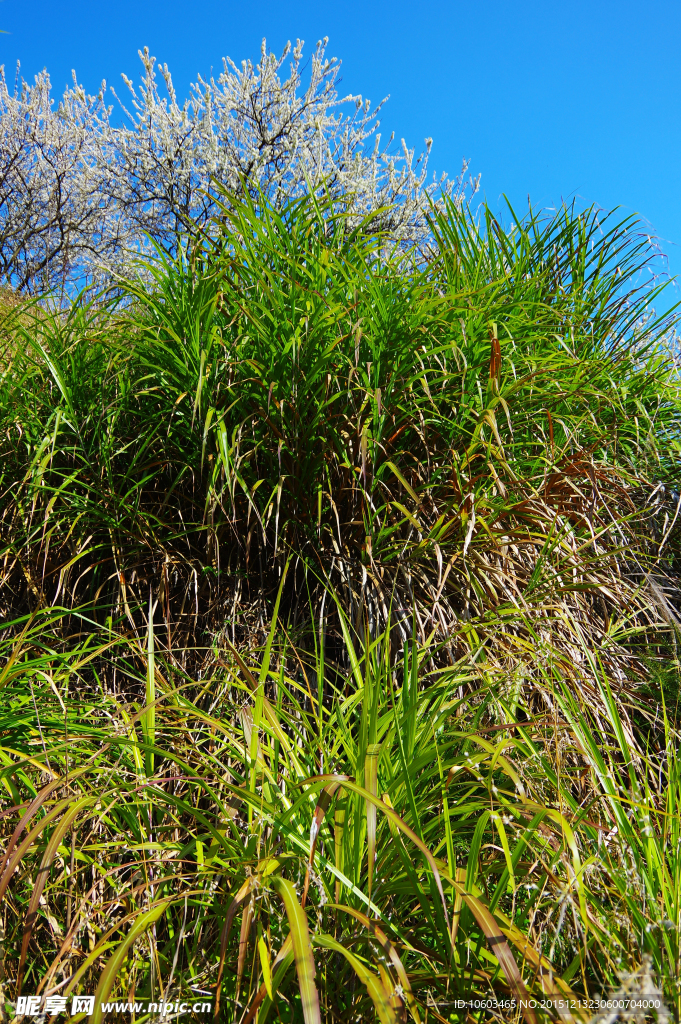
[0,65,115,292]
[0,38,479,293]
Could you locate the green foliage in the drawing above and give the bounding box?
[0,606,678,1020]
[552,672,681,1016]
[1,191,679,652]
[0,191,680,1020]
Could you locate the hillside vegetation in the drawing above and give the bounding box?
[0,190,680,1022]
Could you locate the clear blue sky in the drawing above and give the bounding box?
[2,0,680,282]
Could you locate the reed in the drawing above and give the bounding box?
[0,191,679,1021]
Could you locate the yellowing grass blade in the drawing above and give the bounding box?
[17,795,96,988]
[215,874,259,1014]
[522,799,588,928]
[500,918,589,1022]
[491,812,516,893]
[222,636,307,781]
[334,799,346,904]
[441,866,537,1024]
[0,777,72,898]
[91,900,174,1024]
[303,779,344,908]
[258,935,274,1000]
[0,792,86,906]
[271,876,321,1024]
[236,895,254,999]
[242,935,294,1024]
[450,866,466,946]
[386,460,420,504]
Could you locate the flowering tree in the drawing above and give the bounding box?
[0,67,114,292]
[0,38,478,293]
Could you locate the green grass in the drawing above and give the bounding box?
[0,190,679,1021]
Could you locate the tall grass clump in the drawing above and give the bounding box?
[0,189,679,1021]
[2,191,680,680]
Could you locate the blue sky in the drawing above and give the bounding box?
[2,0,680,285]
